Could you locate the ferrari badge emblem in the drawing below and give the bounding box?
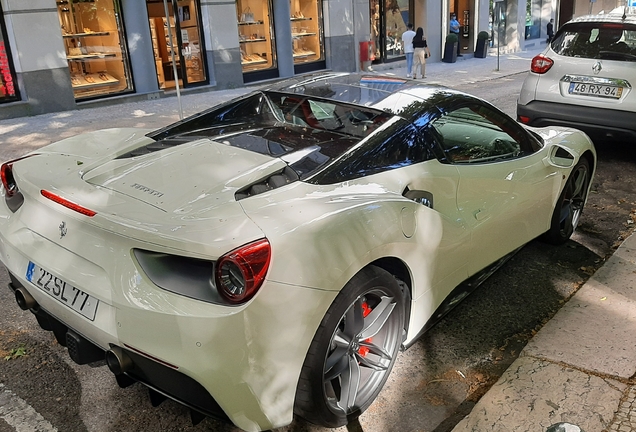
[59,221,67,239]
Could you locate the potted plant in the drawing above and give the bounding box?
[443,33,458,63]
[475,31,489,58]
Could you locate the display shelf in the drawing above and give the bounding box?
[238,20,264,26]
[292,32,317,37]
[70,73,119,89]
[293,51,316,58]
[239,38,267,43]
[241,58,267,65]
[290,17,313,21]
[67,53,117,61]
[63,31,110,38]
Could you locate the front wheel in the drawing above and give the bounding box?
[542,158,591,245]
[294,266,405,428]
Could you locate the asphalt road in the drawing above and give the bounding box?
[0,73,633,432]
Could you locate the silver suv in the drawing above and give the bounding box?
[517,8,636,140]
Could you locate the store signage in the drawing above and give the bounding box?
[0,41,16,97]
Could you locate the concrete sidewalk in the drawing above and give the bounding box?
[369,46,543,87]
[451,231,636,432]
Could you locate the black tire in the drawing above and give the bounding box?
[542,158,590,245]
[294,266,405,428]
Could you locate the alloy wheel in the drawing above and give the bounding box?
[322,289,401,413]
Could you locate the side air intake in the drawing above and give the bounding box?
[235,166,299,200]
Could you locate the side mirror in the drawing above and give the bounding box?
[544,145,575,168]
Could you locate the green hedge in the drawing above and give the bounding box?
[446,33,458,43]
[477,31,489,40]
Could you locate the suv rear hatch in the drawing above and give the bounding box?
[536,19,636,111]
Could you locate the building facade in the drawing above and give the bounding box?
[0,0,624,119]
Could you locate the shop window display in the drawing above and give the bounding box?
[369,0,412,62]
[0,10,19,103]
[525,0,542,40]
[236,0,276,73]
[384,0,410,60]
[290,0,324,65]
[371,0,381,60]
[58,0,133,100]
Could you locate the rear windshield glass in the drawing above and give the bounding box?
[552,21,636,61]
[150,91,393,141]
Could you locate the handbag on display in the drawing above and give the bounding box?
[241,7,255,23]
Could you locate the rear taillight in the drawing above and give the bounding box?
[41,190,97,217]
[1,155,35,198]
[530,54,554,74]
[0,162,17,197]
[215,239,271,304]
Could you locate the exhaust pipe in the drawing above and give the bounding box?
[15,288,37,310]
[106,346,133,375]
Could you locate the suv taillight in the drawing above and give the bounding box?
[530,54,554,74]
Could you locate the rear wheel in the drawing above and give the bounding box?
[542,158,590,245]
[294,266,405,427]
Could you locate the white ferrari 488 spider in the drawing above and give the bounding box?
[0,73,595,431]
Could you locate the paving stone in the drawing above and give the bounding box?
[451,357,624,432]
[522,278,636,379]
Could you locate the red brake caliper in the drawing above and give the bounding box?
[358,302,372,357]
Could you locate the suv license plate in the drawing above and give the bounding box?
[569,82,623,99]
[26,262,99,321]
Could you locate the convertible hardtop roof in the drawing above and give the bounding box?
[265,72,476,122]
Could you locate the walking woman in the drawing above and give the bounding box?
[412,27,431,79]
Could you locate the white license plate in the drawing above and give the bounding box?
[26,262,99,321]
[568,82,623,99]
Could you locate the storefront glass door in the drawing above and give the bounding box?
[146,0,207,90]
[371,0,412,63]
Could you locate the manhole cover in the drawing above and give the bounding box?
[546,423,584,432]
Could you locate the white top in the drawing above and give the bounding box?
[402,30,416,53]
